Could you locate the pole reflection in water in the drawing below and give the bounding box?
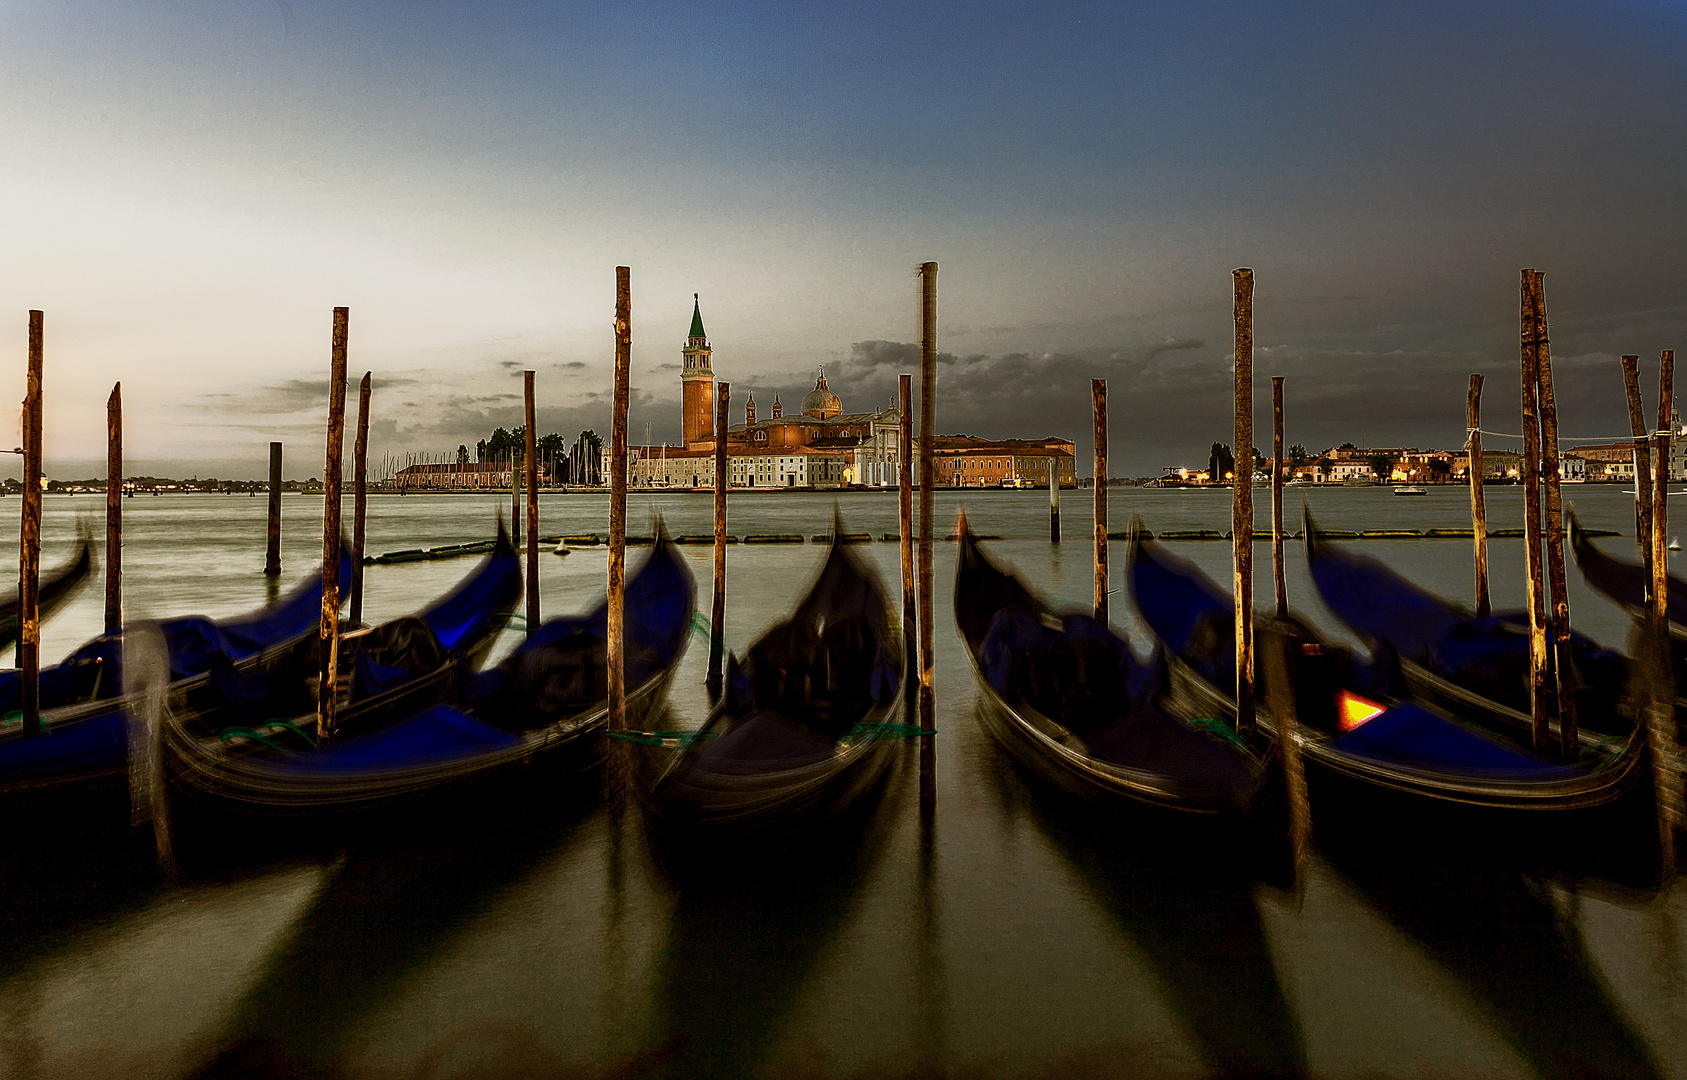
[1319,821,1665,1080]
[187,781,601,1077]
[967,708,1309,1079]
[641,752,910,1080]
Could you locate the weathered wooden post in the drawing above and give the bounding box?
[1049,455,1060,542]
[106,382,122,635]
[350,372,371,625]
[1518,271,1550,751]
[1525,270,1545,749]
[707,382,730,700]
[317,307,349,742]
[19,311,43,734]
[1530,276,1578,754]
[1467,375,1490,616]
[1622,356,1655,587]
[266,442,283,576]
[1271,377,1287,618]
[525,370,540,633]
[917,261,938,812]
[1651,350,1680,874]
[608,266,632,736]
[1093,379,1108,622]
[1233,269,1255,739]
[899,373,916,711]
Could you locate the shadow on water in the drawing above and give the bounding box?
[1317,817,1665,1080]
[638,749,913,1080]
[185,771,606,1079]
[966,709,1309,1080]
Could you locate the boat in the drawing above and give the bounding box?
[636,527,903,834]
[1569,510,1687,629]
[955,516,1266,815]
[1129,526,1649,813]
[0,534,95,653]
[1305,509,1631,743]
[1393,486,1428,496]
[163,531,694,814]
[0,544,352,798]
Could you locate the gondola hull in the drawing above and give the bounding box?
[1130,528,1651,816]
[640,533,906,837]
[164,533,692,816]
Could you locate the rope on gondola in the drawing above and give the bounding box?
[1187,716,1249,751]
[219,719,319,751]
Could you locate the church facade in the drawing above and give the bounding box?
[613,297,1069,490]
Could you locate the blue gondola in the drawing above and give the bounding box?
[0,543,352,797]
[638,527,902,834]
[1304,509,1631,744]
[1130,524,1647,812]
[0,534,94,654]
[955,516,1267,815]
[163,531,693,813]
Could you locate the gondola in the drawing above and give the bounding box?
[1130,525,1649,812]
[955,516,1266,816]
[0,544,352,798]
[636,529,902,834]
[0,533,95,654]
[163,531,693,814]
[1304,509,1633,745]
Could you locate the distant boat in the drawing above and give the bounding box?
[1285,476,1312,487]
[1392,486,1428,496]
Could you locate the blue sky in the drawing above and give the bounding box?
[3,0,1685,475]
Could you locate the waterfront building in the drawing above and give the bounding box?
[395,462,529,490]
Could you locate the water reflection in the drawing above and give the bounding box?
[1319,822,1665,1080]
[968,710,1308,1079]
[641,751,910,1080]
[187,778,602,1077]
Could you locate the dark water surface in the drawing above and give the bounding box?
[0,486,1683,1078]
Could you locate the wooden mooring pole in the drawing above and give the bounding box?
[917,261,938,813]
[19,311,43,734]
[1271,377,1287,618]
[1531,277,1578,754]
[1093,379,1107,622]
[1232,269,1255,739]
[510,446,522,548]
[106,383,122,635]
[1622,356,1655,587]
[607,266,632,736]
[707,382,730,700]
[525,370,540,633]
[1650,350,1680,873]
[1049,456,1060,542]
[1467,375,1490,616]
[350,373,371,625]
[317,307,349,742]
[1518,270,1549,752]
[265,442,283,576]
[899,373,916,712]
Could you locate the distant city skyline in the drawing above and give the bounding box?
[3,1,1685,479]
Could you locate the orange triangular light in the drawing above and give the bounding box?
[1337,690,1387,732]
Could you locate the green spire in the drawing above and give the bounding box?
[688,293,706,340]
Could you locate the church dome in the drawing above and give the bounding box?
[800,370,841,419]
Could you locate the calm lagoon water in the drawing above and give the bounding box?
[0,485,1683,1079]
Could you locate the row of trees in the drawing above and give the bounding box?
[460,428,605,485]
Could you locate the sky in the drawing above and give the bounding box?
[2,0,1686,478]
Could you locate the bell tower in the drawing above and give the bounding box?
[680,294,715,449]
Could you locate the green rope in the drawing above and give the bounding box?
[218,727,293,754]
[1188,717,1249,752]
[840,722,936,743]
[491,612,529,631]
[690,612,712,640]
[258,720,318,748]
